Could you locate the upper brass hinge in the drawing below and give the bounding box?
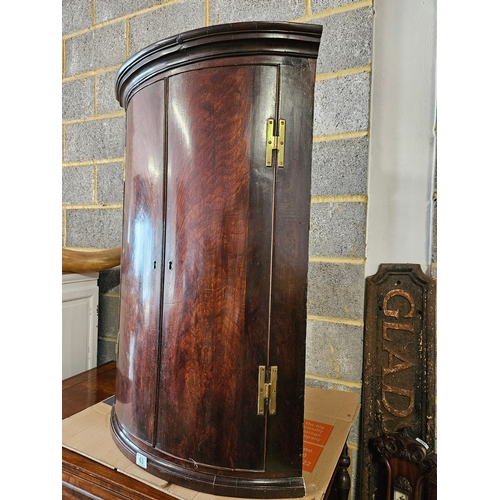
[257,365,278,416]
[266,118,286,168]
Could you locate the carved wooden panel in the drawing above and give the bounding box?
[373,428,437,500]
[359,264,436,499]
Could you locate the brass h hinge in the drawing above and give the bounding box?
[257,365,278,416]
[266,119,286,168]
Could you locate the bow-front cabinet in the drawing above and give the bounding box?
[111,22,322,499]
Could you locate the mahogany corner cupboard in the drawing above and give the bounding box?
[111,22,322,499]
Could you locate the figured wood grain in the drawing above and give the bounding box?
[111,21,322,498]
[156,64,277,471]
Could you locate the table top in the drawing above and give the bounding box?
[63,361,116,419]
[62,361,178,500]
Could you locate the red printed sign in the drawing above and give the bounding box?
[303,419,334,446]
[302,442,324,472]
[302,420,334,472]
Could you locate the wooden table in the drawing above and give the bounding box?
[62,362,351,500]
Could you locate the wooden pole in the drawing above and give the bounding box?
[62,247,121,273]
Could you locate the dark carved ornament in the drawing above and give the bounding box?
[374,428,437,478]
[394,475,412,494]
[373,428,437,500]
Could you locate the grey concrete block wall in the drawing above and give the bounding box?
[97,267,121,366]
[306,320,364,381]
[62,2,373,496]
[62,165,94,205]
[97,163,124,204]
[97,340,117,365]
[95,0,163,24]
[311,137,369,196]
[314,7,372,74]
[98,266,121,295]
[65,208,123,248]
[314,73,371,136]
[98,294,120,338]
[208,0,305,24]
[309,202,367,258]
[129,1,206,55]
[62,77,94,120]
[307,262,365,320]
[62,0,92,36]
[96,70,122,115]
[65,22,127,77]
[311,0,365,15]
[64,116,126,163]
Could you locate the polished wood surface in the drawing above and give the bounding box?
[62,247,121,273]
[115,79,165,446]
[111,22,322,498]
[62,361,116,420]
[155,64,274,470]
[62,362,176,500]
[116,22,323,108]
[266,58,316,473]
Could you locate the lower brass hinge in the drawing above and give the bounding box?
[257,365,278,415]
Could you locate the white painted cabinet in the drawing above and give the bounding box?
[62,273,99,380]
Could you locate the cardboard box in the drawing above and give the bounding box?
[62,387,359,500]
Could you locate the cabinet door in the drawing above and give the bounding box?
[156,64,278,471]
[114,80,165,445]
